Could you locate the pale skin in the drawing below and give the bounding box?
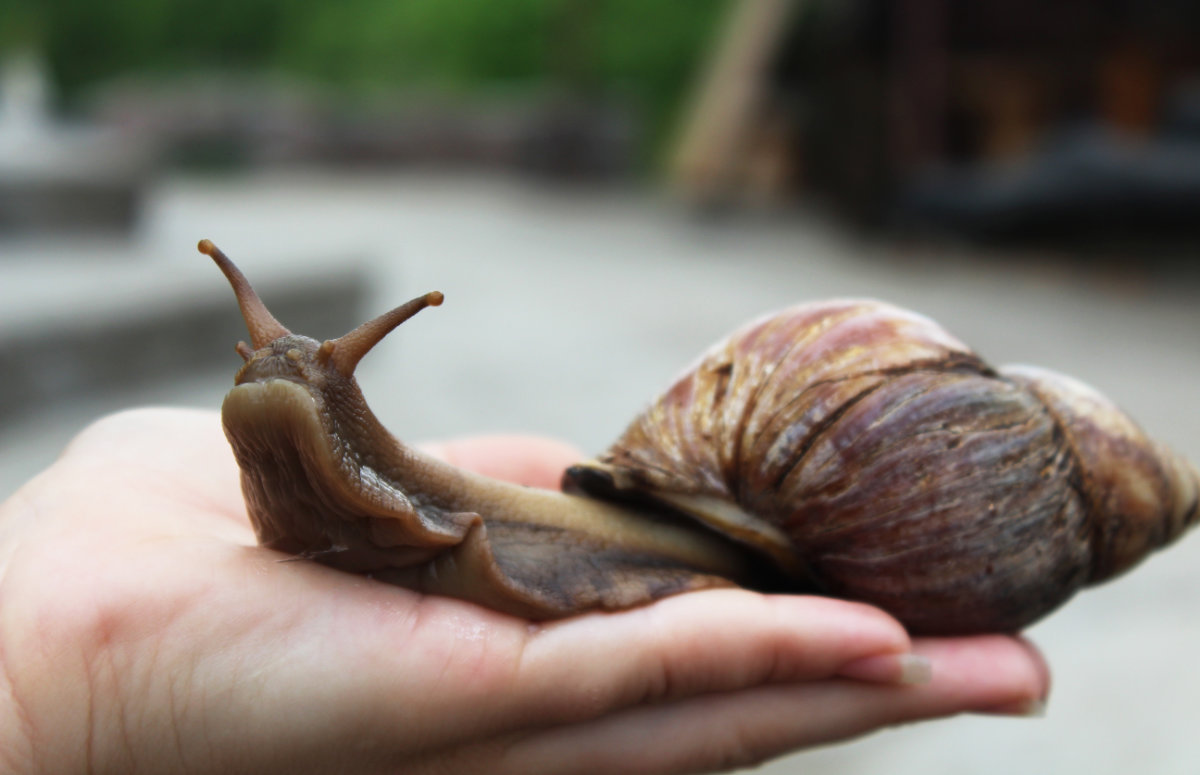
[0,408,1049,775]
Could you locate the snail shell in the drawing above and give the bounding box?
[203,241,1199,634]
[563,300,1200,633]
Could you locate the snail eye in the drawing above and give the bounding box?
[286,349,303,362]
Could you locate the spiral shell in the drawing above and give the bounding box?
[565,300,1200,634]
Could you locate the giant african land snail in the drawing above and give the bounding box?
[202,239,1199,635]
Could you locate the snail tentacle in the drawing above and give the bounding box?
[321,291,445,378]
[199,239,290,348]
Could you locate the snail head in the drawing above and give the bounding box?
[199,239,444,394]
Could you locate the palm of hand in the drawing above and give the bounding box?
[0,409,1047,775]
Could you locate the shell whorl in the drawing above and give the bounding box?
[566,300,1199,634]
[1004,365,1200,583]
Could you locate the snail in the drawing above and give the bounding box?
[201,239,1199,635]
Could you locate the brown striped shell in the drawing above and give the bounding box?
[564,300,1200,634]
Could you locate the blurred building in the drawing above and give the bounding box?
[673,0,1200,243]
[0,52,153,233]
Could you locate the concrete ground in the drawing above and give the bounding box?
[2,170,1198,774]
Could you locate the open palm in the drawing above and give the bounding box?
[0,409,1047,774]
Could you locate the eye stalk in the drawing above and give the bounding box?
[200,238,445,376]
[199,239,291,349]
[318,291,444,378]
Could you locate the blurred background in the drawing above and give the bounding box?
[1,1,1198,773]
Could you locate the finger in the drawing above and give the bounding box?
[498,634,1048,775]
[183,582,910,764]
[419,435,584,488]
[506,589,912,729]
[245,587,908,758]
[932,634,1050,715]
[221,588,909,761]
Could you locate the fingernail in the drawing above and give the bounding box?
[975,697,1047,718]
[838,653,932,685]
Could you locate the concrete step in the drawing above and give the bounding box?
[0,238,369,422]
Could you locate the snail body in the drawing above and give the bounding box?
[202,240,1199,634]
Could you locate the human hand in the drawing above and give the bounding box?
[0,408,1048,774]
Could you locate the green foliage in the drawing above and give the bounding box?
[4,0,729,159]
[274,0,558,88]
[588,0,730,154]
